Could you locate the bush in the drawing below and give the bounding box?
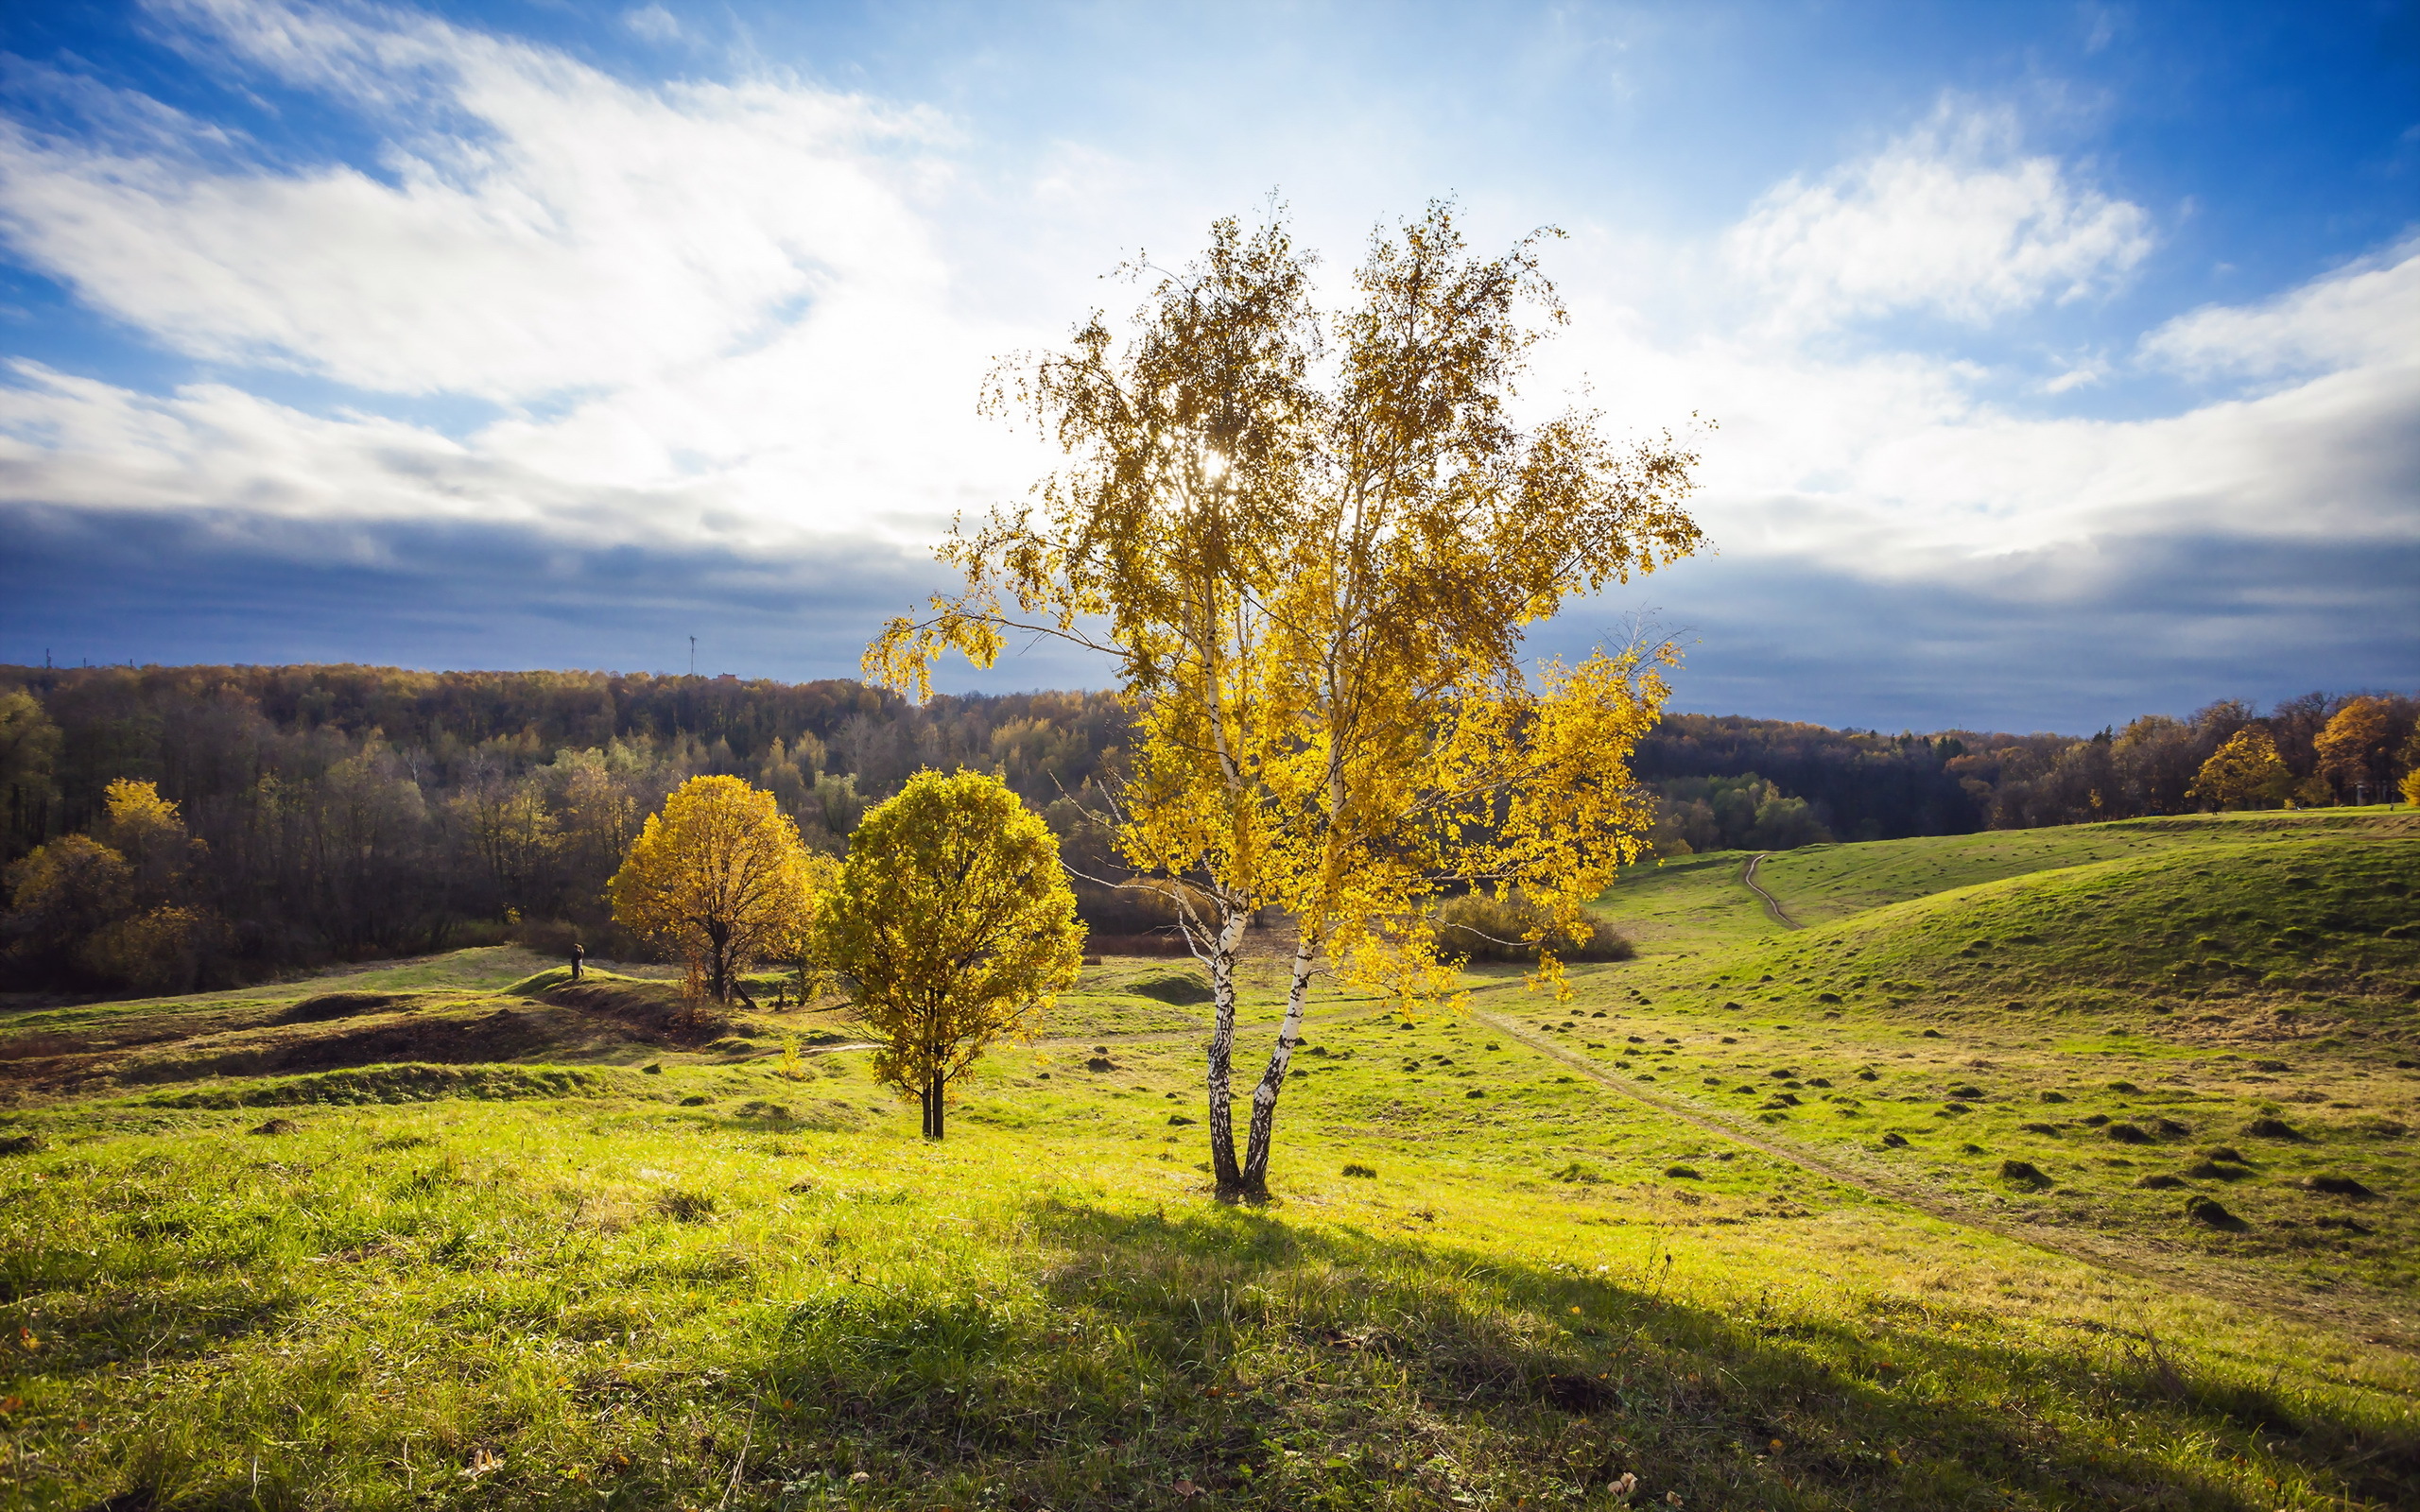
[1434,893,1634,964]
[510,916,584,958]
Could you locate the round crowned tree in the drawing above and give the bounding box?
[608,775,823,1004]
[818,768,1085,1139]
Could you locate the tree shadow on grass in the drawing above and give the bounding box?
[772,1199,2416,1511]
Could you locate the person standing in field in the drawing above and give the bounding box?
[569,940,585,981]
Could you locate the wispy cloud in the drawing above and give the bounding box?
[1722,102,2152,334]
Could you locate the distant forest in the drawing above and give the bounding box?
[2,663,2412,992]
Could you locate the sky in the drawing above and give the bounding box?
[0,0,2414,733]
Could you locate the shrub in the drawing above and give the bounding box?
[1434,893,1634,964]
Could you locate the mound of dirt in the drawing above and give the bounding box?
[1126,968,1214,1005]
[537,980,731,1047]
[152,1062,621,1108]
[277,991,409,1023]
[122,1005,579,1087]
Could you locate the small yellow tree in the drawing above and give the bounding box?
[815,769,1084,1140]
[2313,696,2393,802]
[871,204,1702,1194]
[97,778,200,902]
[2187,728,2292,812]
[607,776,821,1004]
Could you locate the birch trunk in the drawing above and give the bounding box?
[1238,932,1317,1196]
[1201,904,1249,1194]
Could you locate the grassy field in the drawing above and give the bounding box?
[2,810,2416,1508]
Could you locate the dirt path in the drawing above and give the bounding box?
[1473,1006,2418,1353]
[1738,852,1801,929]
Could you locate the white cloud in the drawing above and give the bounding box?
[1540,223,2420,600]
[0,0,1063,552]
[1722,103,2152,333]
[0,0,951,403]
[2140,236,2420,380]
[0,2,2409,673]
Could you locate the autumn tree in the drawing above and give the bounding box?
[2187,728,2292,812]
[98,779,199,902]
[2313,696,2394,802]
[2,833,130,981]
[870,204,1703,1196]
[607,775,822,1004]
[85,780,217,992]
[815,769,1083,1139]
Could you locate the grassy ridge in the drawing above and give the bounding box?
[1,808,2416,1508]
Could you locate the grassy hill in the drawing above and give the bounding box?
[2,811,2415,1509]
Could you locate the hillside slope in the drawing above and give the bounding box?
[1564,811,2420,1316]
[1,810,2416,1510]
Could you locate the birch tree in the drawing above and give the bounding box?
[868,203,1704,1197]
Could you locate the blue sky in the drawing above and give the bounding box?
[0,0,2414,732]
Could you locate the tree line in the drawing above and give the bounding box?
[4,667,2411,997]
[0,665,1147,992]
[1636,696,2418,849]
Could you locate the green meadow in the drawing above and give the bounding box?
[3,811,2416,1509]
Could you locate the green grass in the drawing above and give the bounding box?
[3,809,2418,1508]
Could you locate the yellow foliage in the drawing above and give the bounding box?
[764,850,843,1000]
[2187,728,2292,812]
[605,775,823,1003]
[2313,696,2393,799]
[101,777,181,839]
[869,204,1701,1193]
[99,778,197,898]
[6,833,130,924]
[814,769,1083,1140]
[79,905,217,994]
